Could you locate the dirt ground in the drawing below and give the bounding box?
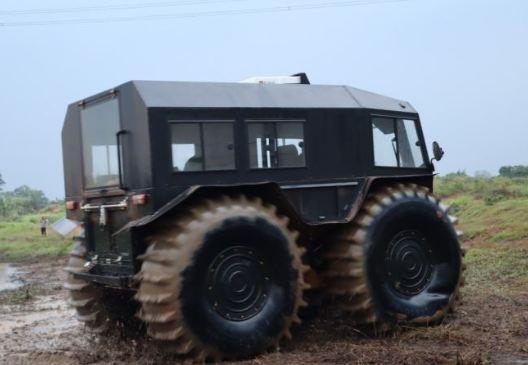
[1,248,527,365]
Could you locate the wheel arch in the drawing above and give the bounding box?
[120,182,306,235]
[344,174,434,223]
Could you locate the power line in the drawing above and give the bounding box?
[0,0,410,27]
[0,0,250,16]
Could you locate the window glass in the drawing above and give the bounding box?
[248,123,275,168]
[372,117,398,167]
[203,124,235,170]
[171,123,202,171]
[397,119,426,168]
[170,122,235,172]
[248,121,305,169]
[81,98,121,188]
[276,123,305,168]
[372,117,426,168]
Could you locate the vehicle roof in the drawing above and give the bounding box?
[121,80,417,113]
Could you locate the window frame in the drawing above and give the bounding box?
[245,119,307,170]
[79,94,124,192]
[168,119,237,173]
[370,115,428,169]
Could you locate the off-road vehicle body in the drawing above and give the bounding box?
[62,76,463,361]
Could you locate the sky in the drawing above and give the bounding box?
[0,0,527,199]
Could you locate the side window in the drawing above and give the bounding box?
[397,119,426,168]
[372,117,426,168]
[170,121,235,172]
[247,120,305,169]
[372,117,398,167]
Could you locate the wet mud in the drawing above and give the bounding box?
[0,257,527,365]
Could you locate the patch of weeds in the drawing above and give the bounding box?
[464,245,528,296]
[401,324,470,344]
[449,196,471,215]
[0,285,34,305]
[456,350,492,365]
[484,188,515,206]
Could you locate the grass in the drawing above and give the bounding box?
[464,243,528,297]
[435,175,528,297]
[436,176,528,242]
[0,205,72,262]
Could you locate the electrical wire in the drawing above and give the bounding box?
[0,0,250,16]
[0,0,410,27]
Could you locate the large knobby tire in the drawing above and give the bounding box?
[135,195,309,362]
[64,240,142,336]
[323,184,465,330]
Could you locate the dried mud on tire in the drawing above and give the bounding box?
[1,246,527,365]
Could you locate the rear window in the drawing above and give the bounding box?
[80,97,121,189]
[170,121,235,172]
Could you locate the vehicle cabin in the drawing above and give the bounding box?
[62,78,432,275]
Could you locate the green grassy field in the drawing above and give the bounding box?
[0,205,72,262]
[436,176,528,242]
[436,175,528,299]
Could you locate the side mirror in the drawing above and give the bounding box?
[432,141,444,162]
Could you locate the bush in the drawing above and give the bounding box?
[499,165,528,178]
[0,185,50,219]
[449,196,471,215]
[484,188,511,205]
[436,175,528,200]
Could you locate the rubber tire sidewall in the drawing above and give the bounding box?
[179,216,298,358]
[364,196,461,323]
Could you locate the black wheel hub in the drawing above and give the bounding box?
[385,230,433,296]
[206,246,270,321]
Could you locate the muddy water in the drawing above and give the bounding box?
[0,295,76,336]
[0,260,89,364]
[0,263,23,292]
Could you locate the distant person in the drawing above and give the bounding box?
[40,217,49,236]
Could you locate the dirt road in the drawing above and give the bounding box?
[1,244,527,365]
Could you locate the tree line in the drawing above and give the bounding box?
[498,165,528,178]
[0,173,50,218]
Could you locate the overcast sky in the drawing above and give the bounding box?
[0,0,527,199]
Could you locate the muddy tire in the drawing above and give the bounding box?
[135,195,309,361]
[323,184,464,329]
[64,240,141,335]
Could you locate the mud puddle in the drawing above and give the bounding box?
[0,263,23,292]
[0,295,75,336]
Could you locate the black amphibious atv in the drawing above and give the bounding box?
[62,75,464,361]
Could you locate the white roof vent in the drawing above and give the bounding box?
[240,73,310,85]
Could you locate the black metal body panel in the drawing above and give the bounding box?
[61,80,434,287]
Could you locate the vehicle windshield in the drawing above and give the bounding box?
[372,117,426,168]
[80,97,121,189]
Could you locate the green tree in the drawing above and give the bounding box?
[0,173,4,191]
[499,165,528,178]
[12,185,49,211]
